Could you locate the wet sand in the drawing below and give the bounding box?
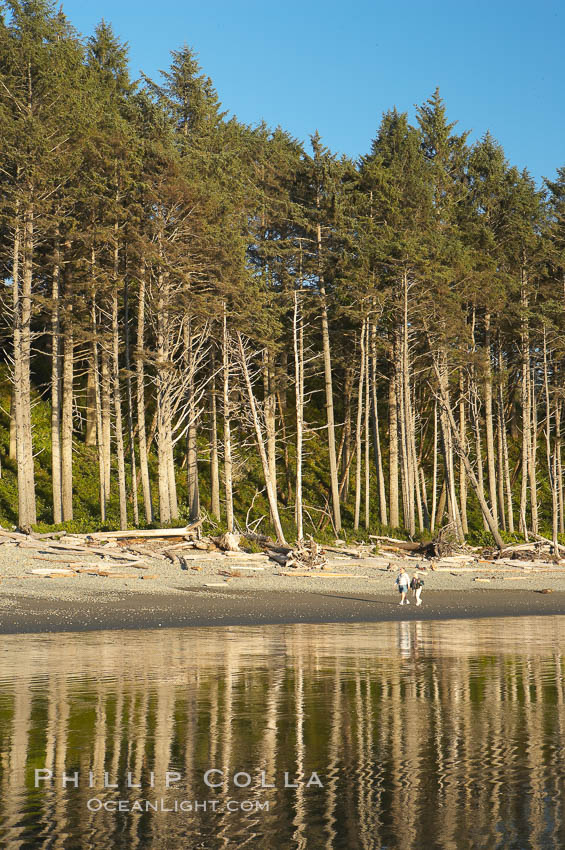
[1,587,565,633]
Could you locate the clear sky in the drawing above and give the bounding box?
[59,0,563,184]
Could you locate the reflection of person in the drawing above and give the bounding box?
[410,572,424,606]
[399,621,411,656]
[396,567,410,605]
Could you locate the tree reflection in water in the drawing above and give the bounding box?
[0,617,564,849]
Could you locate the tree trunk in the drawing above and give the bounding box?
[529,359,538,534]
[484,313,498,526]
[437,354,464,543]
[364,321,370,530]
[156,227,172,525]
[51,237,63,524]
[430,400,438,532]
[395,331,409,530]
[542,328,559,558]
[520,272,530,534]
[411,409,424,532]
[90,282,106,522]
[85,366,97,447]
[317,216,341,532]
[124,271,139,526]
[12,209,30,528]
[388,361,399,527]
[354,323,365,531]
[223,306,234,532]
[436,478,447,529]
[277,392,292,506]
[61,293,74,522]
[471,309,488,531]
[9,387,16,461]
[101,347,112,501]
[419,466,430,528]
[471,380,488,531]
[237,333,286,544]
[209,348,220,519]
[136,261,153,524]
[165,410,178,521]
[14,205,37,528]
[401,273,417,535]
[22,207,36,525]
[496,404,507,532]
[320,288,342,533]
[370,322,387,526]
[112,284,128,530]
[293,291,304,541]
[263,349,277,510]
[458,371,468,534]
[185,317,200,522]
[341,366,353,500]
[555,399,565,534]
[501,395,514,535]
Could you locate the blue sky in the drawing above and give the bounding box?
[60,0,563,184]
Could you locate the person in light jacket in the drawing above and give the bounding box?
[396,567,410,605]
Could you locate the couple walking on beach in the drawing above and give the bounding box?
[396,566,424,606]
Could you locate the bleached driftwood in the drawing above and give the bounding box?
[214,532,241,552]
[86,521,202,540]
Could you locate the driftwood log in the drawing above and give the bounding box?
[212,532,241,552]
[86,520,203,540]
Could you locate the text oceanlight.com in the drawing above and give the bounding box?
[86,798,271,813]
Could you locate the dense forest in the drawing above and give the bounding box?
[1,1,565,547]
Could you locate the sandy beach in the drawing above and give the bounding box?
[1,538,565,633]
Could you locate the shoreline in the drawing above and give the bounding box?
[1,588,565,634]
[2,537,565,634]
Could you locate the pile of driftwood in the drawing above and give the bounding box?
[371,524,466,559]
[0,520,227,578]
[483,535,565,565]
[0,521,321,578]
[371,535,443,559]
[266,537,328,570]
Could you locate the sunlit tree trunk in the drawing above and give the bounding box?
[370,322,387,526]
[112,281,127,530]
[263,349,277,509]
[61,285,74,522]
[318,221,341,532]
[293,292,304,541]
[101,347,112,501]
[364,322,370,530]
[124,272,139,526]
[136,261,153,524]
[520,272,530,535]
[223,306,234,532]
[51,236,63,523]
[237,332,286,544]
[90,280,106,522]
[388,361,399,528]
[459,371,468,534]
[185,316,200,522]
[354,322,365,531]
[430,400,438,532]
[484,313,498,527]
[209,348,220,519]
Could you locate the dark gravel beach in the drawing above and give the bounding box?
[1,587,565,633]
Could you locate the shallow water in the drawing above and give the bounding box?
[1,616,565,849]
